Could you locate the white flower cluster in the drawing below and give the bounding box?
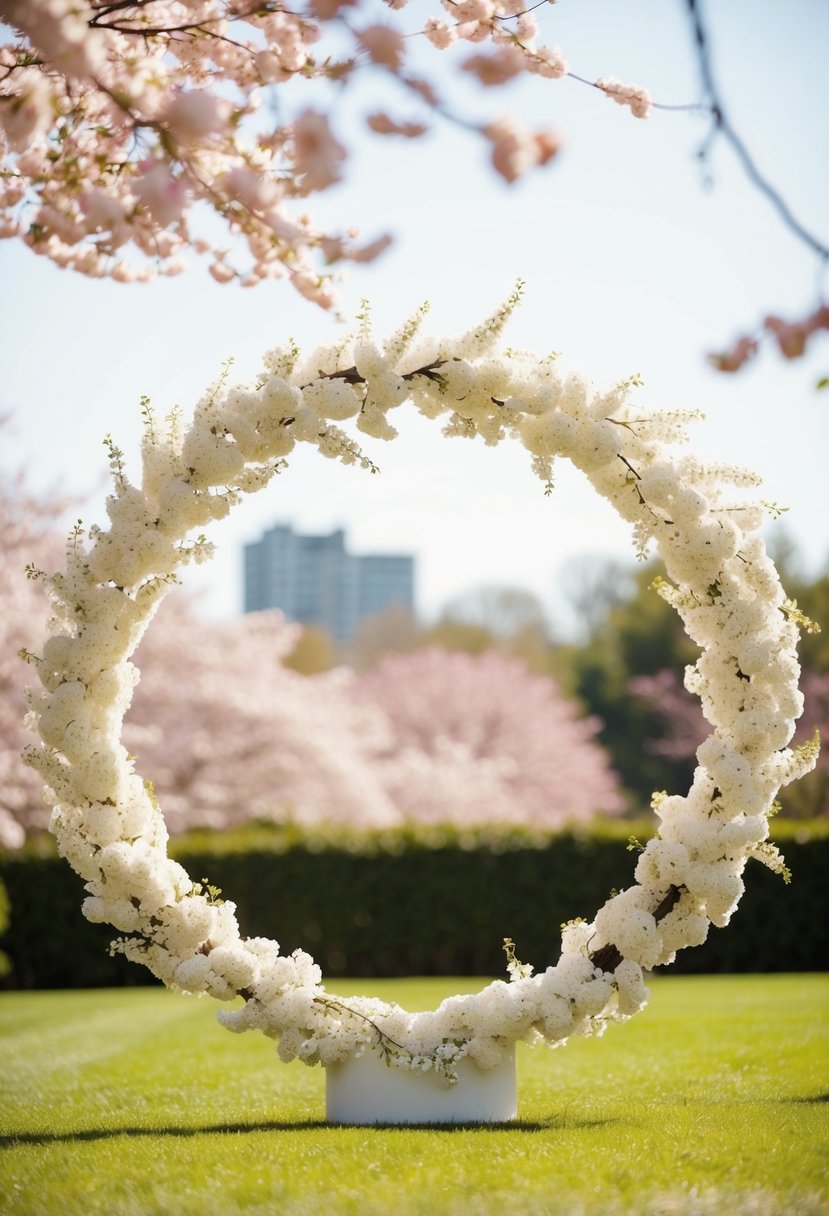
[23,290,817,1078]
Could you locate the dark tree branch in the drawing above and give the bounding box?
[687,0,828,263]
[589,883,683,976]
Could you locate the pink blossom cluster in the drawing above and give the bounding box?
[710,305,829,373]
[0,434,70,848]
[1,0,381,301]
[629,668,708,762]
[358,648,622,824]
[123,596,401,835]
[484,117,562,184]
[0,0,639,294]
[594,76,653,120]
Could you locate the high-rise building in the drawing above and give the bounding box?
[243,524,415,644]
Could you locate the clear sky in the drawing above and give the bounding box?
[2,0,827,637]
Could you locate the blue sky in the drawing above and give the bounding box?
[1,0,827,635]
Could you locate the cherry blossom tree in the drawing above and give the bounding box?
[3,550,399,839]
[0,0,574,302]
[2,0,823,363]
[0,436,66,848]
[123,593,401,833]
[358,647,624,826]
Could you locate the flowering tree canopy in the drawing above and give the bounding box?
[358,648,623,825]
[0,436,66,848]
[125,595,401,834]
[2,0,824,366]
[0,0,585,301]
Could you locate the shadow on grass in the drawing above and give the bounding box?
[325,1117,617,1132]
[1,1113,618,1145]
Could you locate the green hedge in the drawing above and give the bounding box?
[1,820,827,989]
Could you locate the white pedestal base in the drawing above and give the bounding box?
[325,1047,516,1125]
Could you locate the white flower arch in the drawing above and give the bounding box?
[23,291,817,1078]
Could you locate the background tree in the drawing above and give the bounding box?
[431,584,554,673]
[558,555,634,643]
[0,430,66,847]
[124,595,401,833]
[282,624,337,675]
[562,546,828,816]
[358,647,623,826]
[555,560,707,807]
[438,585,551,641]
[347,604,422,672]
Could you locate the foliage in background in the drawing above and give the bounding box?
[348,588,554,676]
[351,562,827,818]
[555,556,828,815]
[0,878,10,978]
[3,819,826,989]
[555,563,700,805]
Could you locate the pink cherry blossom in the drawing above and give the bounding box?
[358,649,623,826]
[291,109,347,192]
[134,163,189,229]
[0,0,745,314]
[529,45,569,80]
[162,90,230,142]
[423,17,457,49]
[485,117,561,183]
[443,0,494,22]
[367,112,429,138]
[708,300,829,374]
[595,75,653,119]
[764,315,810,360]
[707,335,759,373]
[0,0,594,300]
[358,24,406,70]
[0,68,52,149]
[463,48,524,87]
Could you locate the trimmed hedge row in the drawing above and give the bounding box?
[2,820,827,989]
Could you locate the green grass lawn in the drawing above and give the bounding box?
[1,975,827,1216]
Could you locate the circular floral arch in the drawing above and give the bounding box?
[23,292,817,1078]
